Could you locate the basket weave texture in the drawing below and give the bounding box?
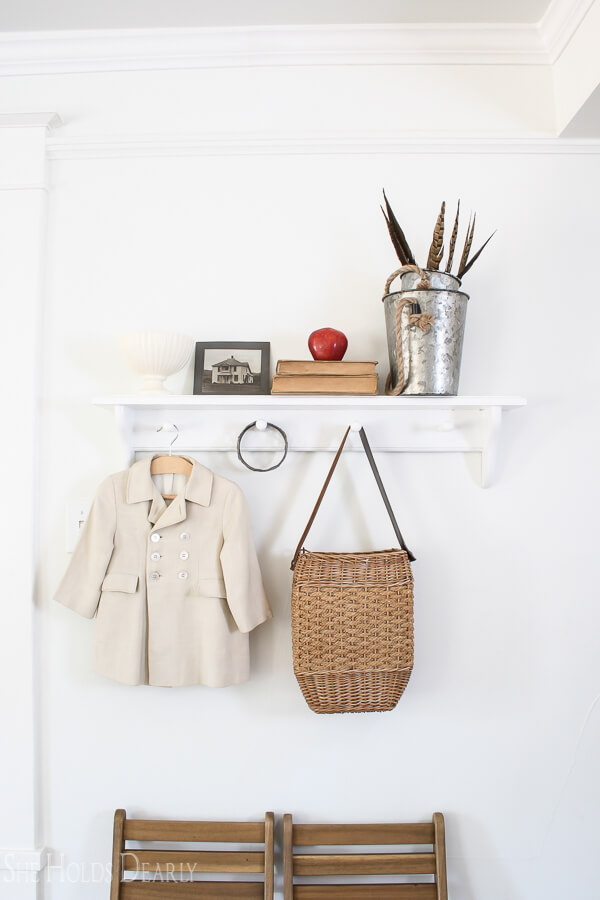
[291,548,414,714]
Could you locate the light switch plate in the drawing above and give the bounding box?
[65,499,92,553]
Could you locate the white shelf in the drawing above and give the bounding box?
[94,394,524,410]
[93,394,526,487]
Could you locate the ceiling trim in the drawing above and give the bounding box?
[0,1,593,77]
[538,0,595,62]
[0,23,552,77]
[46,133,600,159]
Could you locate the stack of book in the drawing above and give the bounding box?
[271,360,378,394]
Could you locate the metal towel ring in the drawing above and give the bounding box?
[237,421,288,472]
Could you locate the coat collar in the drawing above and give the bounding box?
[126,455,213,529]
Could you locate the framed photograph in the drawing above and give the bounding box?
[193,341,271,395]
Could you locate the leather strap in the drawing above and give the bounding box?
[290,426,415,570]
[357,427,415,562]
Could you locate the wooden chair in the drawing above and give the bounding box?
[110,809,274,900]
[283,812,447,900]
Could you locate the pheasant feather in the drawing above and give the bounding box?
[445,200,460,273]
[381,207,408,265]
[382,189,416,265]
[427,201,445,270]
[458,213,476,278]
[458,230,496,278]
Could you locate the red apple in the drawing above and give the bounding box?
[308,328,348,361]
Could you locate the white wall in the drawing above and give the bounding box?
[1,55,599,900]
[0,63,555,138]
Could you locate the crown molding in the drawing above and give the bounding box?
[0,2,595,76]
[538,0,595,63]
[0,22,552,77]
[45,132,600,160]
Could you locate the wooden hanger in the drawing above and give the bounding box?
[150,425,193,499]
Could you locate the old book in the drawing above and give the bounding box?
[271,374,378,394]
[276,359,377,376]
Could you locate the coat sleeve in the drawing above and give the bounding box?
[54,475,117,618]
[220,484,272,634]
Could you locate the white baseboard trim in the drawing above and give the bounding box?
[0,848,50,872]
[45,133,600,160]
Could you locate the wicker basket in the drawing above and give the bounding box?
[292,549,414,713]
[290,427,415,714]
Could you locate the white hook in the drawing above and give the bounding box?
[255,419,268,432]
[350,422,362,432]
[157,423,179,456]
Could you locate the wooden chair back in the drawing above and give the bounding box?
[110,809,274,900]
[283,812,447,900]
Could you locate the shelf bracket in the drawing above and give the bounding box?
[114,404,136,467]
[480,405,503,489]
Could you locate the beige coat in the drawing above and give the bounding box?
[55,455,272,687]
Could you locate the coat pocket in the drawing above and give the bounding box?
[192,577,227,599]
[101,572,139,593]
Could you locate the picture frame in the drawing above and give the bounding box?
[193,341,271,395]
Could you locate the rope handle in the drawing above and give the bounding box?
[290,426,415,570]
[383,271,436,396]
[383,264,431,298]
[385,297,413,396]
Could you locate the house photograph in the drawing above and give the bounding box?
[211,355,255,385]
[194,343,270,393]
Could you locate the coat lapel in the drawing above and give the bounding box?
[151,494,187,529]
[147,494,167,526]
[126,455,213,530]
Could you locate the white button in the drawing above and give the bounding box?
[151,533,161,543]
[180,532,190,541]
[150,572,160,582]
[151,552,160,561]
[179,551,189,560]
[178,571,189,580]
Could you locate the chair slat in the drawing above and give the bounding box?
[123,851,265,874]
[121,881,264,899]
[124,821,265,843]
[283,814,294,900]
[292,825,434,846]
[433,813,447,900]
[111,810,126,900]
[294,852,436,876]
[284,814,446,900]
[264,812,274,900]
[293,885,437,899]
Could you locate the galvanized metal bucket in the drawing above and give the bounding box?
[396,269,461,293]
[383,268,469,396]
